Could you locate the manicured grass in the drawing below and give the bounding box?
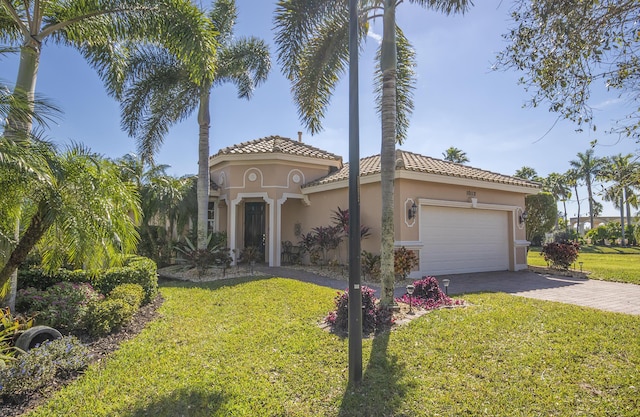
[26,278,640,416]
[528,245,640,285]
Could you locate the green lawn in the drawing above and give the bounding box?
[528,245,640,285]
[25,277,640,416]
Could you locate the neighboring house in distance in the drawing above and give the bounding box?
[208,135,540,278]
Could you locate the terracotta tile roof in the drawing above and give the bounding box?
[212,135,342,161]
[303,149,540,189]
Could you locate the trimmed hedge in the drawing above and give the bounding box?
[85,298,135,337]
[17,256,158,304]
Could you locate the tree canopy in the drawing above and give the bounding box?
[497,0,640,140]
[442,146,469,164]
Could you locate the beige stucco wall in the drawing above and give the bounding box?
[210,155,533,271]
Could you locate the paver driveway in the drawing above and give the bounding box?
[437,270,640,316]
[259,267,640,316]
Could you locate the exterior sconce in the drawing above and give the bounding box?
[519,211,528,225]
[408,202,418,220]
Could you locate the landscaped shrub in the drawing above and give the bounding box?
[17,256,158,304]
[17,268,94,291]
[325,286,394,335]
[0,336,90,399]
[394,246,419,281]
[16,282,103,333]
[95,256,158,303]
[175,236,232,277]
[108,284,145,310]
[85,298,136,337]
[396,276,460,310]
[1,308,34,367]
[541,241,580,269]
[361,251,381,281]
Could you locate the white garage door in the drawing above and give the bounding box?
[419,206,509,275]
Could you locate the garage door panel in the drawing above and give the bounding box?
[420,206,509,275]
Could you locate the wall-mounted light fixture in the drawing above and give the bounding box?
[519,211,528,225]
[408,202,418,220]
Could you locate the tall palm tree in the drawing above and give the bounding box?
[543,172,571,229]
[275,0,472,306]
[514,166,539,181]
[113,0,270,250]
[597,154,640,245]
[0,0,217,137]
[565,168,582,235]
[1,0,215,308]
[570,149,604,231]
[442,146,469,164]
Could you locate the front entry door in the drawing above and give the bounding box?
[244,202,266,262]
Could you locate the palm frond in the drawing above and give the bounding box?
[408,0,473,15]
[209,0,237,44]
[274,0,346,80]
[214,37,271,99]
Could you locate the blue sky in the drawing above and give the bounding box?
[1,0,638,218]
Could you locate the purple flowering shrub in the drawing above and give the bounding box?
[16,282,103,332]
[396,276,463,309]
[325,286,394,335]
[0,336,90,399]
[541,241,580,270]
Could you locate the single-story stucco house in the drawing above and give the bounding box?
[207,135,540,278]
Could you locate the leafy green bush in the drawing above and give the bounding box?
[585,225,608,245]
[94,256,158,303]
[85,298,135,337]
[17,256,158,304]
[0,336,90,399]
[109,283,145,309]
[541,241,580,269]
[16,282,103,333]
[1,308,34,367]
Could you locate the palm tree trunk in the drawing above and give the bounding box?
[587,176,594,230]
[0,201,51,301]
[574,185,581,235]
[6,43,40,135]
[620,190,626,246]
[625,187,632,226]
[2,42,41,310]
[379,0,397,307]
[196,87,211,250]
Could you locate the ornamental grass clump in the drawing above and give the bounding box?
[541,241,580,270]
[325,286,394,335]
[396,276,462,310]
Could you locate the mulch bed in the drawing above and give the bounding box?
[0,294,164,417]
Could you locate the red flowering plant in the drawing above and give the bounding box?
[325,286,394,335]
[541,241,580,270]
[396,276,463,310]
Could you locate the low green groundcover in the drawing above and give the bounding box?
[24,278,640,416]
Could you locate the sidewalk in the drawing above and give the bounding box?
[256,266,640,316]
